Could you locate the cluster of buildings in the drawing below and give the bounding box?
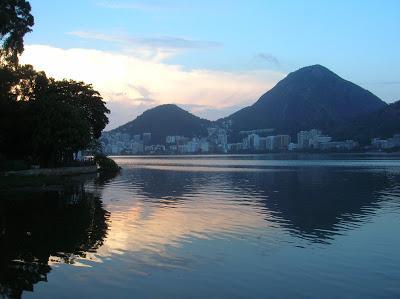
[370,134,400,150]
[289,129,358,151]
[228,134,291,152]
[101,127,400,155]
[100,128,228,155]
[160,128,229,154]
[228,129,359,152]
[101,132,148,155]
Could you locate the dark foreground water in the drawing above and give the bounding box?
[1,154,400,298]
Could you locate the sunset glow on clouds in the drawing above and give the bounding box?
[20,44,285,129]
[23,1,400,129]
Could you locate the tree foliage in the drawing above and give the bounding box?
[0,0,110,168]
[0,0,34,64]
[31,97,91,167]
[0,65,109,167]
[94,153,121,172]
[46,80,110,139]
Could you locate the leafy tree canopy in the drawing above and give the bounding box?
[0,64,110,167]
[0,1,110,169]
[0,0,34,64]
[46,80,110,139]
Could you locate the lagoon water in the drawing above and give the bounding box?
[1,154,400,298]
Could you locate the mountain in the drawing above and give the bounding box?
[111,104,211,144]
[109,65,392,145]
[337,100,400,144]
[223,65,387,138]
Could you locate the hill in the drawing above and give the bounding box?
[337,100,400,144]
[110,104,211,144]
[223,65,387,139]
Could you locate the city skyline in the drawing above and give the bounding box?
[20,0,400,129]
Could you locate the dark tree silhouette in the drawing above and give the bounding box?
[0,1,110,169]
[30,97,92,167]
[28,79,109,166]
[0,64,110,168]
[0,0,34,64]
[45,80,110,139]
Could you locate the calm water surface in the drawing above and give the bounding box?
[1,154,400,298]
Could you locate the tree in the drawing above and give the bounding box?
[0,64,48,160]
[29,79,109,167]
[46,80,110,139]
[0,0,34,64]
[30,97,92,167]
[0,1,111,168]
[0,64,110,168]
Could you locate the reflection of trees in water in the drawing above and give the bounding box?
[0,180,110,299]
[94,171,120,186]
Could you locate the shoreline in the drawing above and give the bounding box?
[108,151,400,158]
[1,165,98,177]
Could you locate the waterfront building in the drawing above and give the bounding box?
[266,136,275,151]
[288,142,298,151]
[208,127,228,152]
[387,134,400,148]
[145,144,165,154]
[143,133,152,145]
[259,137,267,151]
[371,134,400,149]
[311,136,332,149]
[227,143,243,152]
[297,129,322,149]
[166,135,185,144]
[131,142,144,154]
[319,140,358,151]
[200,140,210,153]
[274,135,291,150]
[247,134,261,150]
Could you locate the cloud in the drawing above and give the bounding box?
[96,1,169,11]
[128,84,153,99]
[181,104,245,121]
[69,31,221,50]
[69,31,221,62]
[256,52,280,67]
[20,44,285,129]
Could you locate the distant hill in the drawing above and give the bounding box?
[222,65,387,139]
[336,100,400,144]
[110,104,211,144]
[109,65,393,145]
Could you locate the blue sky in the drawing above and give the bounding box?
[21,0,400,129]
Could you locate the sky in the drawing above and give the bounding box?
[20,0,400,130]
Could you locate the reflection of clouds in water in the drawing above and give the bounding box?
[75,157,400,277]
[97,196,272,259]
[96,158,400,249]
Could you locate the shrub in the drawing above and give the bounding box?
[93,154,121,172]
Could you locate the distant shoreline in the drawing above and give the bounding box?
[108,151,400,158]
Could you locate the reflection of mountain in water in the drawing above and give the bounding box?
[2,162,397,297]
[0,179,110,299]
[227,169,398,242]
[126,166,399,243]
[128,168,207,200]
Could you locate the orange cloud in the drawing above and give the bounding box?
[21,44,285,128]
